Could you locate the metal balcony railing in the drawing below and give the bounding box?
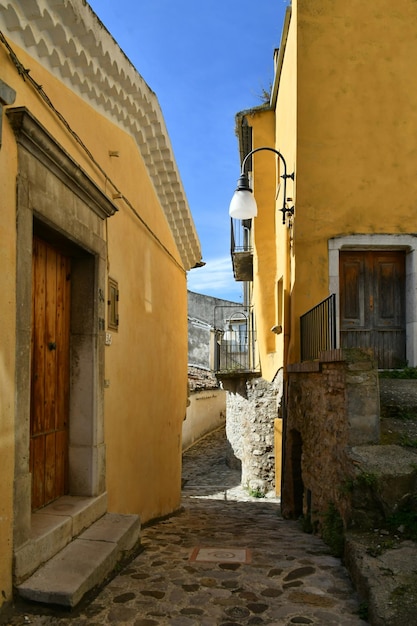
[230,218,253,281]
[215,329,258,374]
[300,294,337,361]
[213,306,259,377]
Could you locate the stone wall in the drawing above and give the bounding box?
[225,371,283,496]
[282,349,379,528]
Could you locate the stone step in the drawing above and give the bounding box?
[379,378,417,418]
[345,533,417,625]
[348,444,417,529]
[14,494,108,584]
[16,513,141,608]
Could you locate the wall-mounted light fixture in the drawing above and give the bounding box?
[229,147,294,224]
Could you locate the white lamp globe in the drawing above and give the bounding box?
[229,190,258,219]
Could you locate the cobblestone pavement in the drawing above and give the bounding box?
[2,426,368,625]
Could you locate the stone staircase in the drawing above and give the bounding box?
[15,495,140,608]
[344,378,417,625]
[347,444,417,530]
[347,378,417,529]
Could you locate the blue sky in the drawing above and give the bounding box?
[88,1,288,302]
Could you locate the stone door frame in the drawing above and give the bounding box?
[329,234,417,368]
[8,107,117,550]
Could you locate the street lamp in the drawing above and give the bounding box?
[229,147,294,224]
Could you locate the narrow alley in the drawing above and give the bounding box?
[3,427,367,626]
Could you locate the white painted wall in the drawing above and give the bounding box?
[182,390,226,451]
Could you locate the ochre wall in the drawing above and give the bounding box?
[288,0,417,362]
[103,216,189,518]
[274,8,297,374]
[1,33,189,575]
[251,109,280,381]
[235,1,417,380]
[248,5,297,383]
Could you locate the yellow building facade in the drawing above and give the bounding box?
[0,0,200,607]
[235,0,417,378]
[229,0,417,499]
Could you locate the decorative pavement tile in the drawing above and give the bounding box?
[189,546,251,564]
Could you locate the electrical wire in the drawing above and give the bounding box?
[0,30,186,273]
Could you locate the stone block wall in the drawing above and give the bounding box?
[282,349,379,529]
[225,371,283,495]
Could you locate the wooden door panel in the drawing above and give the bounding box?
[375,257,404,328]
[340,329,372,350]
[31,237,70,511]
[44,432,56,504]
[375,330,405,368]
[340,251,405,368]
[44,245,57,433]
[340,255,367,328]
[31,435,45,511]
[31,240,46,436]
[56,254,71,431]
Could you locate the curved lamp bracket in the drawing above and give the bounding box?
[229,146,294,224]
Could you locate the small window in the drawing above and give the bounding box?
[107,277,119,330]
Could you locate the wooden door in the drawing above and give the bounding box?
[30,237,71,510]
[340,251,405,368]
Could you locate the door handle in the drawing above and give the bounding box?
[369,295,374,311]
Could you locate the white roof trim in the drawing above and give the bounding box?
[0,0,201,270]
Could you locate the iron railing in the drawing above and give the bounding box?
[216,328,258,374]
[230,217,252,254]
[300,294,336,361]
[230,218,253,282]
[213,305,259,375]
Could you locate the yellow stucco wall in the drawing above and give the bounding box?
[103,208,189,518]
[247,8,297,383]
[0,31,191,600]
[1,42,181,265]
[251,109,279,381]
[289,0,417,362]
[241,0,417,371]
[274,8,297,373]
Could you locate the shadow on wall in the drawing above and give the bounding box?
[287,428,303,519]
[182,391,226,451]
